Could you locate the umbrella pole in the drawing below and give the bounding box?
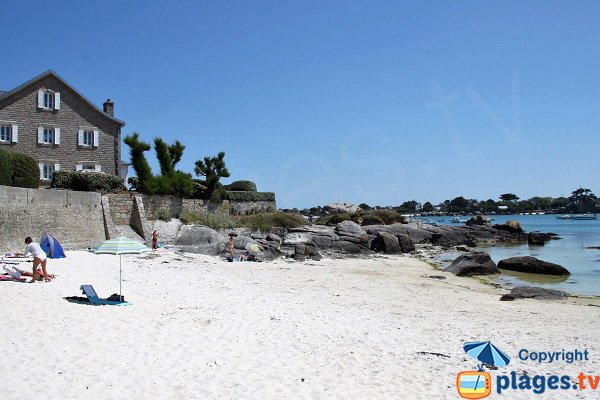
[119,255,122,298]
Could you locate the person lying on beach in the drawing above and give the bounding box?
[3,266,55,281]
[14,237,51,283]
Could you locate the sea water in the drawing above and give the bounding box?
[441,214,600,296]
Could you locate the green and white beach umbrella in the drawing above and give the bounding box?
[91,237,151,297]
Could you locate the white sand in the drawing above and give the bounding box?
[1,251,598,399]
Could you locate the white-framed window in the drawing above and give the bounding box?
[43,128,54,144]
[76,163,101,172]
[44,92,54,109]
[37,90,60,110]
[39,162,60,181]
[83,130,93,146]
[0,125,12,142]
[37,127,60,145]
[78,129,99,147]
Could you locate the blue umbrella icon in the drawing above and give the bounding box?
[463,341,510,395]
[464,341,511,370]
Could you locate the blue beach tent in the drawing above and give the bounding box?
[40,232,66,259]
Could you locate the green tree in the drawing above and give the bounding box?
[124,133,154,193]
[569,187,597,212]
[499,193,519,202]
[169,140,185,169]
[449,196,469,210]
[421,202,434,212]
[359,203,371,211]
[194,151,230,200]
[154,137,175,176]
[399,200,419,212]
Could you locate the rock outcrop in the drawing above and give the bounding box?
[465,216,491,227]
[509,286,569,300]
[174,225,227,255]
[493,220,523,233]
[444,252,500,276]
[498,256,570,275]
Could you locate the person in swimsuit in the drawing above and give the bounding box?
[151,229,159,251]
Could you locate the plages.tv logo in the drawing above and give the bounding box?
[457,341,511,399]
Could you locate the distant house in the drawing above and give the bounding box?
[0,70,126,184]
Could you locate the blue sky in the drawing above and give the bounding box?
[2,1,599,208]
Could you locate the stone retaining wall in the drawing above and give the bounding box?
[0,185,104,251]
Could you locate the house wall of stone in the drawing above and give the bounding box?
[0,75,122,178]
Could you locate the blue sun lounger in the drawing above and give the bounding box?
[80,285,130,306]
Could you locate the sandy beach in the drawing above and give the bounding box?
[1,250,599,399]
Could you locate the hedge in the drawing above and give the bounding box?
[12,153,40,188]
[226,180,257,192]
[226,191,275,202]
[0,150,12,186]
[51,170,124,193]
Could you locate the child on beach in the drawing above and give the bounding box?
[151,229,159,251]
[15,237,50,283]
[228,237,234,259]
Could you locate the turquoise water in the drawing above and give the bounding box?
[439,215,600,296]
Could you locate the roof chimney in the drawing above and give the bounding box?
[103,99,114,116]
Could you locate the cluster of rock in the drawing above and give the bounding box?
[444,252,571,277]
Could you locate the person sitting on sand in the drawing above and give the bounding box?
[15,237,50,283]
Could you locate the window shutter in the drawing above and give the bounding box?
[37,91,44,108]
[37,127,44,144]
[93,130,99,147]
[54,92,61,110]
[54,128,61,145]
[76,164,83,171]
[11,125,18,142]
[95,164,101,172]
[78,129,84,145]
[38,162,44,179]
[54,163,60,172]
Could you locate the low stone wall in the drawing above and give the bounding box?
[229,200,276,215]
[107,192,276,222]
[0,185,104,252]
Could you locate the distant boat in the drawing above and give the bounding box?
[571,214,597,220]
[557,214,597,220]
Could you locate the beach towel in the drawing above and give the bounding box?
[3,266,21,280]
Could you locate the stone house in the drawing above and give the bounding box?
[0,70,126,183]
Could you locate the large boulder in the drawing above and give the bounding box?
[174,225,227,255]
[397,234,415,253]
[282,232,313,245]
[331,240,362,254]
[335,221,369,244]
[466,216,492,227]
[152,219,182,244]
[370,232,402,254]
[324,202,361,214]
[493,220,523,233]
[287,226,337,249]
[444,252,500,276]
[509,286,569,300]
[498,256,570,275]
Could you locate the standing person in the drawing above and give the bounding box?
[15,237,49,283]
[151,229,159,251]
[227,236,235,260]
